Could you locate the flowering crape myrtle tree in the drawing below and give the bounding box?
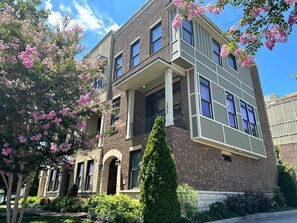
[172,0,297,67]
[0,1,107,222]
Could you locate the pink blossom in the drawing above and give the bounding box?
[3,143,9,148]
[211,7,222,14]
[95,134,102,139]
[234,48,243,56]
[50,143,58,153]
[18,45,37,68]
[30,133,42,141]
[76,122,86,131]
[54,117,62,124]
[43,130,48,136]
[76,92,92,107]
[239,32,250,45]
[228,25,237,34]
[220,44,230,57]
[285,0,297,5]
[60,107,70,116]
[59,141,72,152]
[238,56,254,67]
[47,110,56,120]
[288,12,297,24]
[2,148,12,156]
[187,1,204,20]
[18,135,27,143]
[173,0,185,9]
[172,14,182,29]
[43,123,50,129]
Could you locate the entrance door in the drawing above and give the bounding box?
[107,158,117,195]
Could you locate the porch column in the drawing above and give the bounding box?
[98,115,105,147]
[116,162,122,194]
[165,68,174,127]
[126,89,135,139]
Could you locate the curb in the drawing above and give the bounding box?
[207,209,297,223]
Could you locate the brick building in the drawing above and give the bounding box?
[38,0,277,208]
[265,93,297,165]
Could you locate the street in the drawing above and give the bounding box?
[237,211,297,223]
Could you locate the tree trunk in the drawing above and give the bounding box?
[11,174,23,223]
[17,173,33,223]
[2,174,13,223]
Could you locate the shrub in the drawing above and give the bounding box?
[273,187,286,208]
[225,193,273,216]
[140,116,181,223]
[177,184,198,222]
[19,196,42,208]
[43,196,84,212]
[209,202,233,219]
[84,193,142,223]
[278,164,297,207]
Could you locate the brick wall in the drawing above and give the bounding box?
[279,142,297,165]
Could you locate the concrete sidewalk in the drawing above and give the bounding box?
[208,209,297,223]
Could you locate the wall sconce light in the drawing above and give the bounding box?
[115,159,121,166]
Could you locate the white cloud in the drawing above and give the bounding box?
[45,0,119,38]
[45,0,52,10]
[60,4,73,14]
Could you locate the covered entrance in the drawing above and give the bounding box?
[107,158,118,195]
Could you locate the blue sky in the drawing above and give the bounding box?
[44,0,296,97]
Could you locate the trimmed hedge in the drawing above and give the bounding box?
[43,196,83,213]
[84,193,142,223]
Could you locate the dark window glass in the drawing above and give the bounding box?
[76,162,84,190]
[240,101,258,137]
[130,150,142,188]
[212,39,221,66]
[47,170,55,191]
[182,20,193,45]
[93,77,106,89]
[200,77,212,118]
[114,54,122,79]
[85,160,94,191]
[150,22,162,54]
[111,97,121,125]
[54,169,61,191]
[131,40,140,68]
[226,92,237,129]
[228,54,237,70]
[222,154,232,162]
[146,81,181,130]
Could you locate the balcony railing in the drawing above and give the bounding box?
[133,104,185,136]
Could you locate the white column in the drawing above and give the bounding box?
[126,89,135,139]
[165,68,174,127]
[98,115,105,147]
[116,163,122,194]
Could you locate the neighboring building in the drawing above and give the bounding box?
[38,0,277,209]
[265,92,297,165]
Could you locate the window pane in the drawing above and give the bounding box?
[132,55,140,67]
[241,107,248,120]
[200,85,210,102]
[214,54,220,65]
[212,41,220,54]
[182,20,192,32]
[130,150,142,188]
[250,124,258,137]
[152,24,162,42]
[183,31,192,45]
[243,120,249,133]
[228,114,236,128]
[201,101,211,117]
[152,38,162,53]
[132,42,140,57]
[228,54,237,70]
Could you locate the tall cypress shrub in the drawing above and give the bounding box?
[140,116,181,223]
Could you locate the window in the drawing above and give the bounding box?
[226,92,237,129]
[200,77,212,118]
[130,150,142,188]
[85,160,94,191]
[111,97,121,125]
[240,101,258,137]
[130,40,140,68]
[222,154,232,162]
[53,169,61,191]
[212,39,221,66]
[47,170,55,191]
[182,20,193,45]
[114,54,122,79]
[146,81,181,130]
[76,162,84,190]
[93,78,106,89]
[228,54,237,70]
[150,22,162,54]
